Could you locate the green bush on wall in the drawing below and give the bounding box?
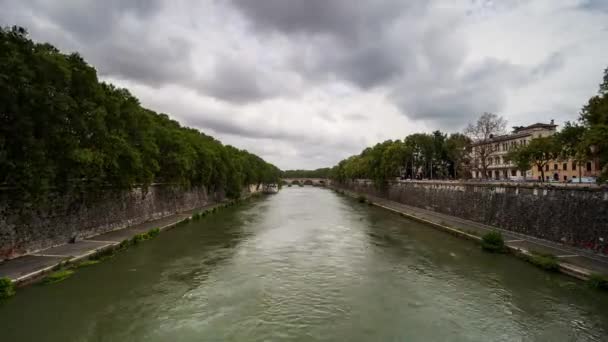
[481,231,505,253]
[525,252,559,272]
[0,277,15,299]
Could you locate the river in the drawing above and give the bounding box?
[1,187,607,341]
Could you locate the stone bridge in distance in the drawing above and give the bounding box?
[281,178,329,186]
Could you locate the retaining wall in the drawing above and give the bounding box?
[0,184,259,260]
[335,180,608,254]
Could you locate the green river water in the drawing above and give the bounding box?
[1,187,608,341]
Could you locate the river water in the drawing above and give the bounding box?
[1,187,608,341]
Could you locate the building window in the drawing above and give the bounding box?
[586,162,592,172]
[545,164,549,171]
[572,162,576,170]
[511,170,516,177]
[537,165,542,172]
[553,164,558,170]
[563,175,567,181]
[563,163,567,171]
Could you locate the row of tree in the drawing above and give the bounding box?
[328,66,608,184]
[0,27,280,199]
[281,168,331,179]
[329,132,471,184]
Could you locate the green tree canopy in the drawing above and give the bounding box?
[0,26,280,199]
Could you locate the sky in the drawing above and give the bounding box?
[2,0,608,170]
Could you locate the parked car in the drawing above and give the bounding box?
[567,177,597,184]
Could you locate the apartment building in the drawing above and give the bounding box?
[470,122,557,180]
[533,159,602,182]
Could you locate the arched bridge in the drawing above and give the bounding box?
[282,178,330,186]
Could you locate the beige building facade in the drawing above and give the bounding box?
[532,159,601,182]
[470,122,557,180]
[470,121,602,182]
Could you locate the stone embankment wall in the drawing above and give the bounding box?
[335,180,608,254]
[0,184,260,260]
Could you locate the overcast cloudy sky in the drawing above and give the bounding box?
[2,0,608,169]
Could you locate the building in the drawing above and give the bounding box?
[470,121,557,180]
[532,159,602,182]
[470,120,603,182]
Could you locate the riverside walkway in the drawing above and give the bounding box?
[0,203,225,285]
[336,187,608,279]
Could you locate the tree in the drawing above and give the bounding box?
[445,133,472,179]
[578,66,608,181]
[0,26,280,199]
[464,113,507,179]
[554,122,587,182]
[507,136,560,182]
[505,147,531,180]
[404,133,434,179]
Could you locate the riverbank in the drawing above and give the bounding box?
[331,186,608,283]
[0,194,263,287]
[3,187,607,341]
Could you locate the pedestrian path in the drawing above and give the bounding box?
[338,188,608,278]
[0,203,224,284]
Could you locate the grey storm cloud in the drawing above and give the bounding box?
[0,0,192,88]
[200,59,278,104]
[227,0,411,42]
[579,0,608,12]
[1,0,605,169]
[182,110,362,151]
[1,0,569,126]
[30,0,163,41]
[229,0,567,127]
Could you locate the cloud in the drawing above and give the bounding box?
[579,0,608,12]
[1,0,608,169]
[228,0,410,41]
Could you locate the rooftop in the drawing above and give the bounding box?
[471,121,557,146]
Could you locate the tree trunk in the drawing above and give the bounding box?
[540,167,545,183]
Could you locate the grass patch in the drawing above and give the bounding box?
[76,260,100,268]
[357,195,367,203]
[524,252,559,272]
[147,228,160,238]
[91,247,117,261]
[44,269,74,284]
[481,231,505,253]
[0,277,15,299]
[587,273,608,291]
[131,228,160,245]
